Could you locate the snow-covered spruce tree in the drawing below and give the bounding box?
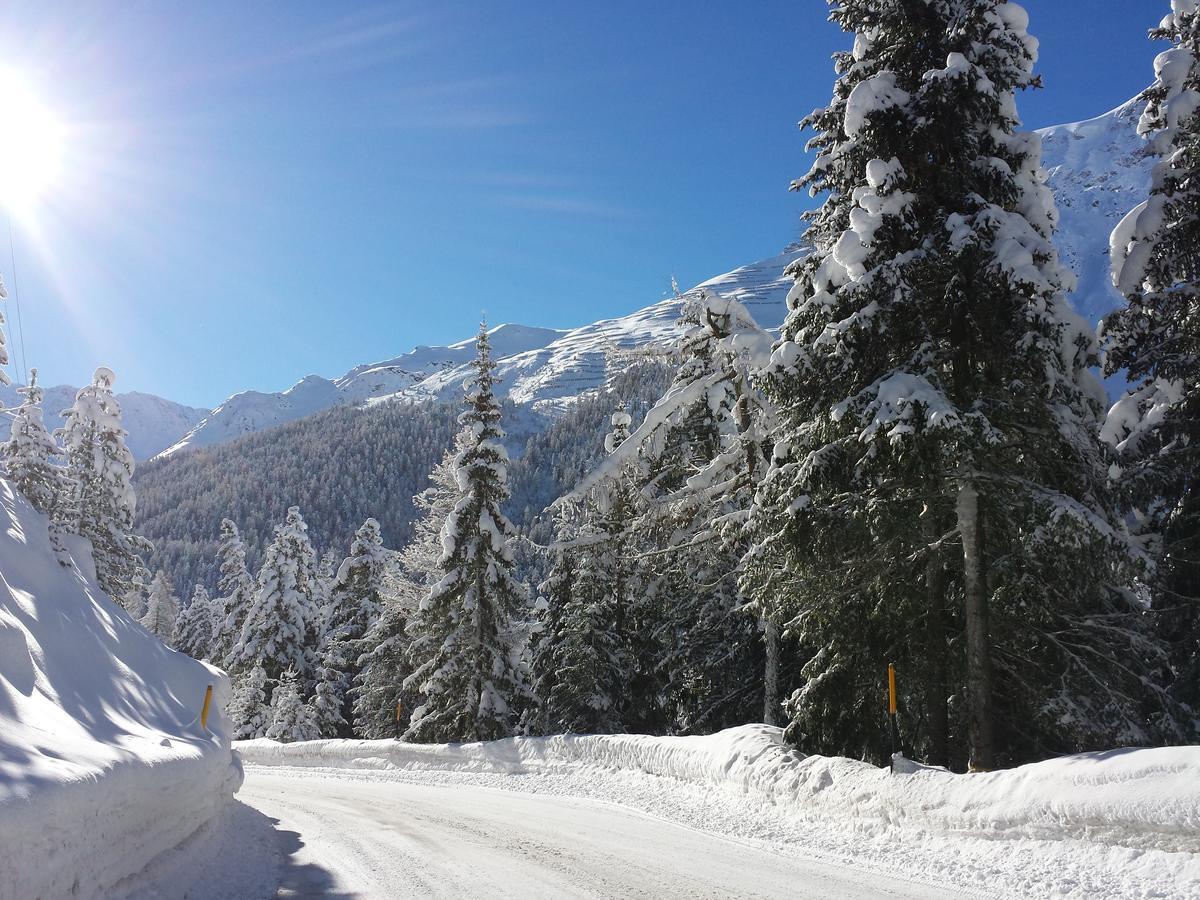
[527,509,627,735]
[524,509,572,734]
[324,519,386,648]
[402,324,531,743]
[311,646,348,738]
[354,449,458,738]
[58,367,150,599]
[353,597,412,738]
[140,569,179,646]
[747,1,1171,769]
[212,518,255,665]
[6,369,69,521]
[265,669,320,743]
[565,295,775,734]
[229,507,322,687]
[1103,0,1200,731]
[628,296,771,732]
[228,664,271,740]
[548,406,666,733]
[173,584,215,661]
[316,518,386,735]
[594,408,665,732]
[121,573,148,620]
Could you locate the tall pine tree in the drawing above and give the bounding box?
[229,507,321,687]
[59,367,149,600]
[212,518,255,665]
[403,324,531,742]
[1104,0,1200,733]
[747,0,1173,769]
[354,448,458,738]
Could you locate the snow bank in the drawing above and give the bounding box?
[238,723,1200,854]
[0,479,241,900]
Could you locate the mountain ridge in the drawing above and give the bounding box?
[155,96,1149,460]
[0,382,207,461]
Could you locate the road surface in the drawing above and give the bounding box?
[238,767,968,899]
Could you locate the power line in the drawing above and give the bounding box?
[4,210,30,386]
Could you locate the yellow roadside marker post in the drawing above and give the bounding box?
[887,664,901,771]
[200,684,214,731]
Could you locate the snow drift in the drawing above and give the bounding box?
[0,479,241,900]
[238,724,1200,855]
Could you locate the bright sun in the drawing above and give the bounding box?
[0,69,63,212]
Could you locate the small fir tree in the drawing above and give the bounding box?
[174,584,215,660]
[228,665,271,740]
[6,369,70,528]
[212,518,255,666]
[121,574,148,620]
[265,670,320,743]
[229,507,321,686]
[141,569,179,646]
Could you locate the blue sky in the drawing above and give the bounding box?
[0,1,1169,408]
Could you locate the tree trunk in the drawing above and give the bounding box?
[956,477,995,771]
[763,617,781,726]
[923,503,949,768]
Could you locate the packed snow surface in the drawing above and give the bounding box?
[238,725,1200,899]
[0,478,240,900]
[236,767,962,899]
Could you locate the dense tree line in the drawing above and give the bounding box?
[134,400,462,593]
[136,360,673,599]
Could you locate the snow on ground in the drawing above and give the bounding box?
[238,725,1200,899]
[236,766,966,899]
[0,478,240,900]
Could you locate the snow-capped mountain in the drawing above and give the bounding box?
[399,249,803,416]
[154,98,1151,461]
[156,324,566,457]
[0,383,208,461]
[1038,97,1153,326]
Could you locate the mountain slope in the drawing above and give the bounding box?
[1037,97,1153,327]
[157,324,566,458]
[0,383,207,461]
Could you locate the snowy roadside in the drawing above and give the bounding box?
[237,725,1200,899]
[0,482,242,900]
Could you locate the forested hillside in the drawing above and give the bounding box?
[135,357,674,593]
[135,401,460,593]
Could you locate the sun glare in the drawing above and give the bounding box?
[0,69,63,212]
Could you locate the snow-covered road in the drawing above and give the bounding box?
[238,767,962,899]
